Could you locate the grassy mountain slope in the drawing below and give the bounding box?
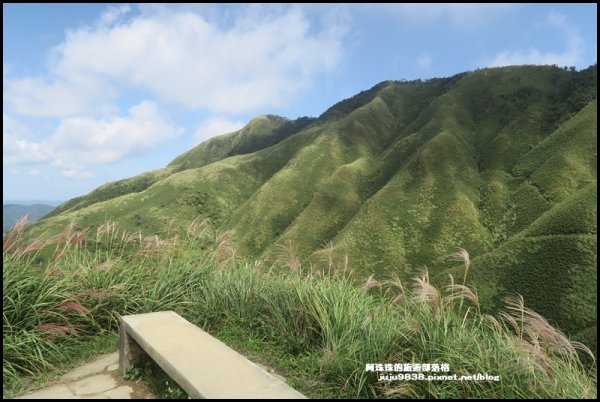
[35,64,597,346]
[47,115,292,217]
[466,100,598,352]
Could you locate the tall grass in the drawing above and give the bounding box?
[3,220,596,398]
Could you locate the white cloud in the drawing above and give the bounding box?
[486,10,584,68]
[61,169,93,179]
[3,101,182,178]
[3,5,347,185]
[5,5,347,116]
[97,4,131,28]
[4,75,118,118]
[3,113,51,164]
[365,4,517,29]
[3,112,31,139]
[3,137,51,165]
[442,4,516,27]
[417,54,432,69]
[51,100,182,164]
[193,116,246,144]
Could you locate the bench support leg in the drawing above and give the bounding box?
[119,322,146,377]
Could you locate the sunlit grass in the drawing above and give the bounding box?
[3,220,596,398]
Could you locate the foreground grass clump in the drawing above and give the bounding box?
[3,220,597,398]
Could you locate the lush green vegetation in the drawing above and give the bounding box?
[168,114,290,172]
[124,361,187,399]
[32,64,597,357]
[227,115,317,156]
[3,220,596,398]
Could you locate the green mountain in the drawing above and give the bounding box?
[37,64,597,349]
[3,204,55,232]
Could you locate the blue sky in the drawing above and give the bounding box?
[3,3,597,202]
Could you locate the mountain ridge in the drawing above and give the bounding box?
[34,64,597,350]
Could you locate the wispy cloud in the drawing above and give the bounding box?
[486,10,584,67]
[3,101,182,178]
[60,169,93,179]
[3,4,349,185]
[362,4,517,29]
[3,113,49,164]
[417,53,432,69]
[97,4,131,28]
[4,75,116,118]
[51,100,182,165]
[193,116,246,145]
[5,5,347,116]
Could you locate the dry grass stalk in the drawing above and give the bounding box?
[92,260,114,272]
[444,283,480,307]
[187,218,212,240]
[383,385,413,397]
[121,231,141,245]
[322,348,336,360]
[413,269,442,318]
[56,222,75,249]
[13,236,46,257]
[504,294,589,359]
[34,323,74,335]
[3,215,29,253]
[70,228,88,248]
[570,341,596,362]
[274,240,301,274]
[392,293,405,305]
[462,307,471,327]
[317,241,335,277]
[362,312,373,329]
[512,337,552,375]
[363,273,381,290]
[139,234,175,254]
[483,314,502,332]
[53,248,67,264]
[96,221,118,243]
[56,300,89,315]
[383,274,407,302]
[500,311,522,338]
[341,253,349,276]
[210,230,238,267]
[449,248,470,286]
[76,289,112,299]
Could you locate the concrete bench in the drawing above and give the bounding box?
[119,311,306,399]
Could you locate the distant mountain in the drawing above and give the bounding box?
[3,200,63,207]
[3,204,55,231]
[35,64,597,350]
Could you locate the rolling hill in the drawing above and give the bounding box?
[36,64,597,349]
